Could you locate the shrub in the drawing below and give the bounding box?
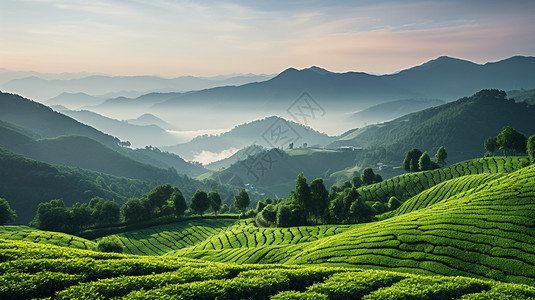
[96,237,123,253]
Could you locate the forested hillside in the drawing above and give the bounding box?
[331,89,535,163]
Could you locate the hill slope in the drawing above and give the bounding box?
[0,92,206,176]
[0,91,120,148]
[0,148,150,224]
[161,116,334,161]
[172,162,535,285]
[59,109,184,148]
[2,239,534,299]
[347,98,445,127]
[331,89,535,163]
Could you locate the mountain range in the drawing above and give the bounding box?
[144,56,535,112]
[1,73,274,101]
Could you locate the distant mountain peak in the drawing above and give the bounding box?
[303,66,332,75]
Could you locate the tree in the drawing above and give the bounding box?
[528,135,535,164]
[310,178,329,223]
[418,152,432,171]
[146,184,174,216]
[256,201,266,213]
[260,204,277,223]
[90,197,120,225]
[277,204,305,227]
[121,197,149,223]
[32,199,70,232]
[361,167,375,185]
[171,190,187,217]
[70,202,93,232]
[208,191,222,217]
[497,126,527,157]
[403,148,423,172]
[190,190,209,216]
[374,174,383,183]
[0,198,17,225]
[294,173,311,208]
[435,146,447,167]
[349,199,375,223]
[234,189,250,215]
[351,175,362,188]
[484,137,498,157]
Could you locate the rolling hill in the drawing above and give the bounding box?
[347,98,445,127]
[205,147,361,197]
[0,92,207,176]
[161,116,334,161]
[58,109,185,148]
[0,91,119,148]
[2,238,534,299]
[127,113,178,130]
[0,148,150,224]
[331,89,535,163]
[1,157,535,298]
[45,92,105,109]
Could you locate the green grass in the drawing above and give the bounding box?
[0,226,96,251]
[2,239,535,300]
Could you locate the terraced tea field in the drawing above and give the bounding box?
[392,173,505,216]
[169,163,535,286]
[2,157,534,297]
[0,226,96,250]
[103,219,237,255]
[1,239,535,299]
[358,156,528,203]
[170,221,355,264]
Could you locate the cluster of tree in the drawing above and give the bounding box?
[484,126,533,158]
[403,146,447,172]
[31,197,121,233]
[0,198,17,225]
[121,184,187,223]
[259,173,381,227]
[29,183,242,234]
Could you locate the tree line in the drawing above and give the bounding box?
[27,184,252,234]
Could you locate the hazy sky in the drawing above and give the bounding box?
[2,0,534,76]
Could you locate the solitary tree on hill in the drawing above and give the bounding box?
[190,190,209,216]
[435,146,447,167]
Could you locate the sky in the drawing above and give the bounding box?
[1,0,535,77]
